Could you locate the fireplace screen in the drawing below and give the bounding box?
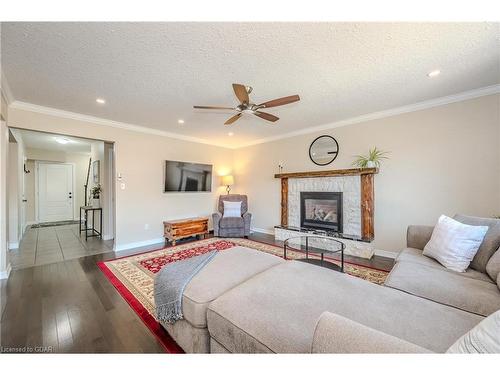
[300,192,343,232]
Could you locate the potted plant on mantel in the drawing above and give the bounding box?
[352,147,389,169]
[90,184,102,208]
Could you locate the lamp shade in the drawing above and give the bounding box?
[221,175,234,186]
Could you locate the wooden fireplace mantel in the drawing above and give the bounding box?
[274,168,378,240]
[274,167,378,179]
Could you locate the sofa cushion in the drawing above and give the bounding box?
[447,309,500,353]
[311,312,430,353]
[422,215,488,272]
[384,261,500,316]
[207,261,482,353]
[406,225,434,250]
[396,248,494,283]
[486,247,500,283]
[454,214,500,273]
[219,217,244,229]
[182,246,283,328]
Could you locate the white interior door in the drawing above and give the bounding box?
[38,163,74,222]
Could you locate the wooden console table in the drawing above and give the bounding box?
[163,217,209,245]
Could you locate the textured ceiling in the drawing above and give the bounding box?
[1,22,499,147]
[16,129,93,153]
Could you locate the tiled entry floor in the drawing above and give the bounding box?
[9,224,114,269]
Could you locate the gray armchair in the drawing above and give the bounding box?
[212,194,251,238]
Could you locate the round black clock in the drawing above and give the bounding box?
[309,135,339,166]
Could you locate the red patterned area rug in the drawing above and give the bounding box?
[98,237,389,353]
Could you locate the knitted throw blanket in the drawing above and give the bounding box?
[154,250,217,323]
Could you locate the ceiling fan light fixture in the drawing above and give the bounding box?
[194,83,300,126]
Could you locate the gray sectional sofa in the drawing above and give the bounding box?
[159,214,500,353]
[385,215,500,318]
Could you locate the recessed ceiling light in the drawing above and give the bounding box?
[228,132,234,136]
[427,70,441,78]
[96,98,106,104]
[55,137,70,145]
[178,119,185,124]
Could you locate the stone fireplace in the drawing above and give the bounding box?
[300,192,343,232]
[273,168,378,259]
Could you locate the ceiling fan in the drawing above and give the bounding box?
[193,83,300,125]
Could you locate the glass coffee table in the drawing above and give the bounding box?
[283,235,345,272]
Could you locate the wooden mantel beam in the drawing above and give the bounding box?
[274,168,378,179]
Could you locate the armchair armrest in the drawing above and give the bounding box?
[311,312,430,353]
[212,212,222,237]
[242,212,252,236]
[407,225,434,250]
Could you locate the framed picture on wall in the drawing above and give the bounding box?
[93,160,100,183]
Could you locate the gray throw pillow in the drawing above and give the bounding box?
[453,214,500,273]
[486,247,500,282]
[447,310,500,353]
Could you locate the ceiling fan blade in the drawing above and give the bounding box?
[258,95,300,108]
[224,113,242,125]
[254,111,279,122]
[193,105,234,110]
[232,83,249,104]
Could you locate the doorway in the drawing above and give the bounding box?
[7,128,116,269]
[36,162,75,222]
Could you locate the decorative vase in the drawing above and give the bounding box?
[92,198,100,208]
[366,161,376,168]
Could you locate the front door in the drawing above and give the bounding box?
[38,162,74,222]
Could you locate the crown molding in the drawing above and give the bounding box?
[9,101,234,149]
[0,70,15,104]
[8,84,500,150]
[236,84,500,148]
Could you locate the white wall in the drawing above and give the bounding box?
[7,141,19,247]
[7,107,233,250]
[6,94,499,255]
[233,94,500,254]
[6,129,27,248]
[24,148,91,222]
[0,120,9,278]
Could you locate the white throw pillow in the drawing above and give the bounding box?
[447,310,500,353]
[223,201,242,218]
[423,215,488,272]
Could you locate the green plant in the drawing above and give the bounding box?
[90,184,102,199]
[352,147,389,168]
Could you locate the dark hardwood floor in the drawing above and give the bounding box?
[0,232,394,353]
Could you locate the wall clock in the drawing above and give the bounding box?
[309,135,339,166]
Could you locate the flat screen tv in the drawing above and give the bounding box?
[164,160,213,192]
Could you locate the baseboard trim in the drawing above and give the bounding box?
[0,263,12,280]
[114,237,165,252]
[374,249,398,259]
[8,242,19,250]
[250,227,275,235]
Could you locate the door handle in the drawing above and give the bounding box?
[22,199,27,202]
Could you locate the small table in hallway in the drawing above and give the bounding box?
[79,206,103,241]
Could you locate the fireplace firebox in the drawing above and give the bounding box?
[300,192,343,232]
